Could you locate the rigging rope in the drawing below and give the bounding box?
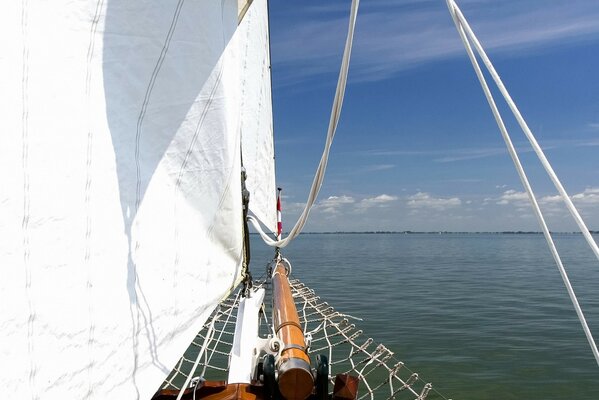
[446,1,599,263]
[249,0,360,248]
[446,0,599,367]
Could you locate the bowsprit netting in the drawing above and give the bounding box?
[161,276,450,400]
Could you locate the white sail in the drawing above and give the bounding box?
[239,0,278,232]
[0,0,273,398]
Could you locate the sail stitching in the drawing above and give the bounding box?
[172,0,234,303]
[172,52,225,317]
[20,1,37,398]
[134,0,186,212]
[83,1,105,397]
[125,1,188,393]
[190,1,247,299]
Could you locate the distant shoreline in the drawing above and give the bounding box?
[251,231,599,235]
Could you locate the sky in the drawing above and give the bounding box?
[266,0,599,232]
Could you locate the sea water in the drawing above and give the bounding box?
[250,233,599,400]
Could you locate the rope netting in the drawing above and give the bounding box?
[161,276,450,400]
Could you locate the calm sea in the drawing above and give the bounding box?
[250,233,599,400]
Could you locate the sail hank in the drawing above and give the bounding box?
[0,0,275,398]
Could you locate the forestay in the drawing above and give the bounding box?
[0,0,274,398]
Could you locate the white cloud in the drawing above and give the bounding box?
[572,187,599,205]
[406,192,462,210]
[321,195,355,206]
[588,123,599,130]
[282,188,597,232]
[305,193,402,217]
[363,194,397,203]
[496,190,528,205]
[362,164,395,172]
[434,147,509,163]
[282,201,307,213]
[539,188,599,207]
[496,187,599,220]
[317,195,355,214]
[356,194,398,210]
[539,195,562,204]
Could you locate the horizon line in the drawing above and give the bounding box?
[250,230,599,235]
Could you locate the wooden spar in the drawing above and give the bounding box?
[272,261,314,400]
[237,0,254,23]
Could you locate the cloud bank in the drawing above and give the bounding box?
[278,187,599,232]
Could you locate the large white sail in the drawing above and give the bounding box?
[239,0,278,232]
[0,0,273,398]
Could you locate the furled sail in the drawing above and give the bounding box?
[0,0,274,398]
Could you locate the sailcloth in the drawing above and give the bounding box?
[0,0,275,398]
[239,0,278,233]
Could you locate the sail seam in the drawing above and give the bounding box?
[173,0,231,300]
[195,0,245,299]
[172,48,225,316]
[83,0,105,397]
[172,0,242,345]
[134,0,186,212]
[127,1,186,394]
[21,0,36,398]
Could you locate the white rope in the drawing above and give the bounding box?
[250,0,360,248]
[447,0,599,367]
[449,1,599,262]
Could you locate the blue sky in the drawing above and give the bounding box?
[267,0,599,232]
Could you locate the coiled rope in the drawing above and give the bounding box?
[249,0,360,248]
[446,0,599,366]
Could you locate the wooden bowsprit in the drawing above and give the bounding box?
[155,263,444,400]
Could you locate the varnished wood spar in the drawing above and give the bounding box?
[272,261,314,400]
[238,0,253,23]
